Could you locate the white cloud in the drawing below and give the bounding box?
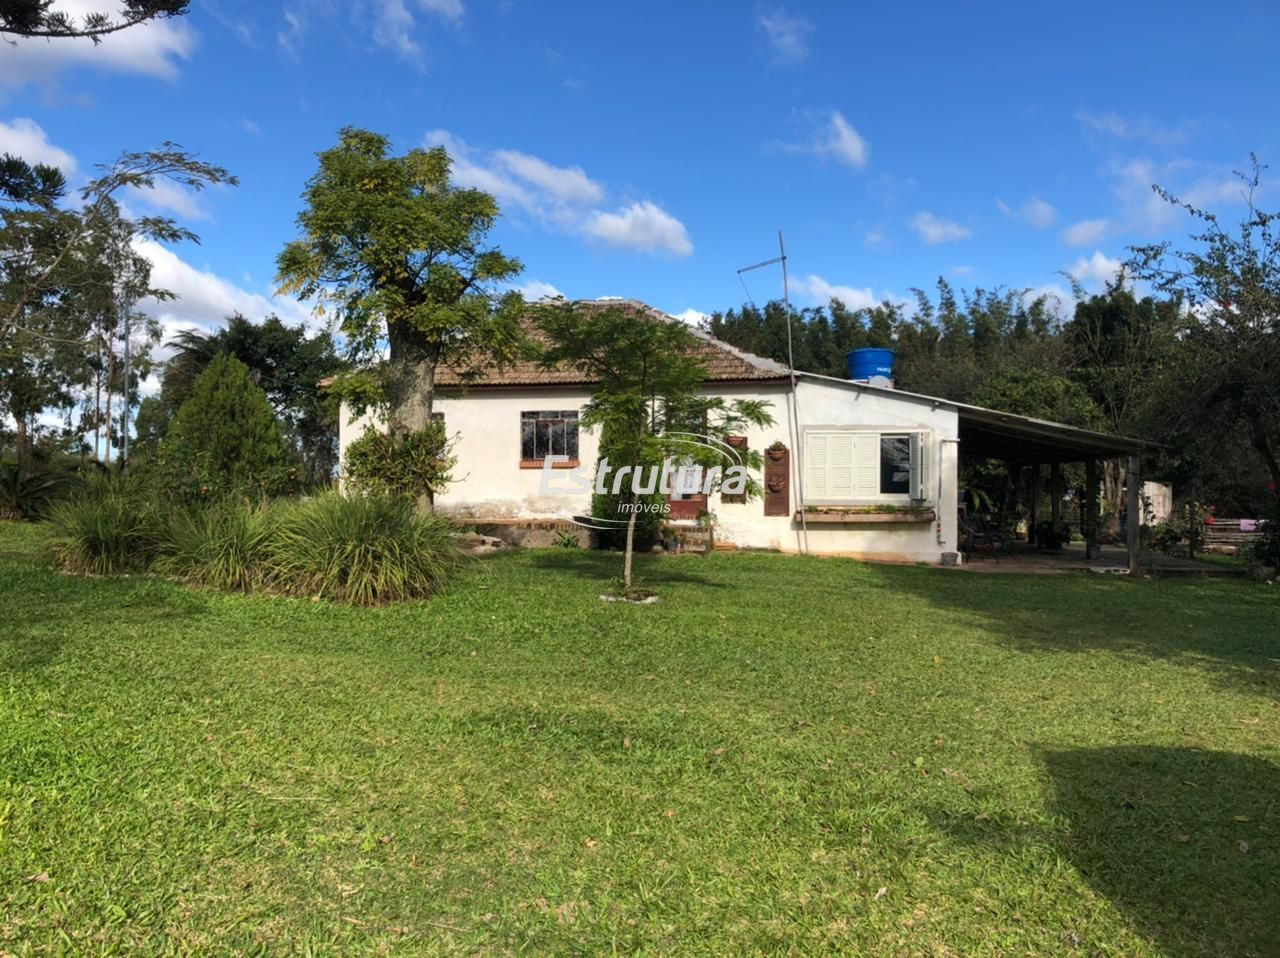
[277,8,305,57]
[1022,283,1074,321]
[0,118,77,175]
[128,178,210,221]
[757,9,812,65]
[240,118,262,136]
[134,238,320,341]
[493,149,603,205]
[910,211,971,244]
[672,308,709,326]
[582,201,693,257]
[516,279,563,301]
[787,110,868,169]
[997,196,1055,229]
[426,130,693,258]
[0,0,195,88]
[369,0,463,62]
[1062,217,1111,246]
[1066,250,1124,289]
[863,227,885,248]
[1075,109,1191,146]
[796,274,878,311]
[950,265,973,277]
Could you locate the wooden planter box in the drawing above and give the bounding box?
[796,509,936,524]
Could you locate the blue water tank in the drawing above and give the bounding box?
[847,347,895,382]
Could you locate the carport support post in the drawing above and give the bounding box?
[1028,464,1041,545]
[1126,454,1141,575]
[1050,462,1063,535]
[1085,459,1099,559]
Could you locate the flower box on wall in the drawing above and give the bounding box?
[796,507,937,524]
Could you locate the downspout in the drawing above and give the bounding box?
[938,437,961,546]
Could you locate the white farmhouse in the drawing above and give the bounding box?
[338,300,1147,565]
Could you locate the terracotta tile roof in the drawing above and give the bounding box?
[434,298,791,389]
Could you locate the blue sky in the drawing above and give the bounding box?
[4,0,1279,340]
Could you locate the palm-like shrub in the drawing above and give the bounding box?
[266,492,461,606]
[156,500,281,592]
[0,464,79,521]
[46,476,164,575]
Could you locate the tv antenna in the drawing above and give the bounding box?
[737,231,808,553]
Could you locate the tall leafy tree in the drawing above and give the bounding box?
[1064,283,1179,530]
[276,128,524,454]
[1128,158,1280,496]
[2,144,235,344]
[0,1,187,42]
[538,303,774,591]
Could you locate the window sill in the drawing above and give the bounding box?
[520,459,581,470]
[796,508,936,524]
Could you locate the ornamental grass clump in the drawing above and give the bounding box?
[266,492,461,606]
[155,500,282,592]
[46,475,164,576]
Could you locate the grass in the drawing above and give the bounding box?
[1,519,1278,956]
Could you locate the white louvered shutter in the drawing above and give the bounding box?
[805,433,828,500]
[852,432,879,497]
[828,433,855,498]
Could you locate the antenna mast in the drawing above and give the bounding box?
[737,232,809,553]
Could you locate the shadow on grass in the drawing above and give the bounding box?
[0,559,208,672]
[865,563,1280,697]
[1045,746,1280,957]
[525,548,728,589]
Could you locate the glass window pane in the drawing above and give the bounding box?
[880,435,911,495]
[521,419,536,460]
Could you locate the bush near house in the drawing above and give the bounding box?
[45,482,462,605]
[266,492,461,606]
[46,474,166,575]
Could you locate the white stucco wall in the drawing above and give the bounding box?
[338,378,961,564]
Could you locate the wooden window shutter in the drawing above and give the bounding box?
[764,443,790,516]
[722,435,748,504]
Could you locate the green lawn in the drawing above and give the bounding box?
[2,521,1278,957]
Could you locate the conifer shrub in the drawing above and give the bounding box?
[156,354,291,501]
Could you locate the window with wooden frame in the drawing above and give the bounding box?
[520,410,579,468]
[802,429,929,504]
[720,435,749,503]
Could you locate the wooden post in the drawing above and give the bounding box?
[1126,454,1141,575]
[1085,459,1099,559]
[1050,461,1063,536]
[1028,463,1041,546]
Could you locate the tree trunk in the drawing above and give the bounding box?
[15,414,30,471]
[1246,409,1280,491]
[623,506,637,590]
[1102,459,1124,538]
[385,328,439,511]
